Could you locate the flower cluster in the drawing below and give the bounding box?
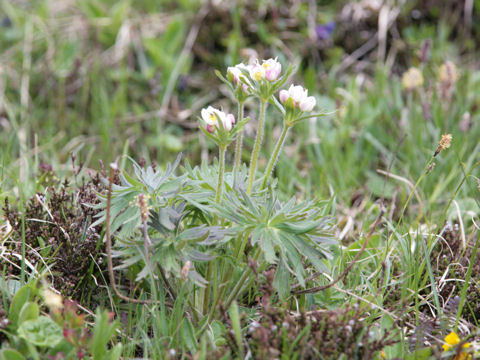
[402,67,423,91]
[249,58,282,82]
[226,58,282,92]
[201,106,235,133]
[279,84,316,112]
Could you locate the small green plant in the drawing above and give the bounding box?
[96,58,335,353]
[0,279,121,360]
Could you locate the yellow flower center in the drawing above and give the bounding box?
[209,114,217,123]
[253,70,263,81]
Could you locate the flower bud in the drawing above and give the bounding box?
[279,89,289,103]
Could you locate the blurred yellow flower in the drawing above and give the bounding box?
[402,67,423,91]
[439,61,458,84]
[442,332,471,360]
[43,288,63,310]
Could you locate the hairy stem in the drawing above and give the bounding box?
[216,146,226,204]
[247,100,267,195]
[233,102,245,180]
[261,123,290,190]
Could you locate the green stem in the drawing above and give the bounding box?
[216,146,226,204]
[247,100,267,195]
[233,102,245,178]
[261,123,290,190]
[202,262,212,315]
[398,157,434,226]
[204,146,226,315]
[224,247,261,309]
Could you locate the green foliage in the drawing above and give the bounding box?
[17,316,63,348]
[2,0,480,358]
[1,281,121,359]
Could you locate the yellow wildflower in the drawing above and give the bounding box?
[402,67,423,91]
[442,332,471,360]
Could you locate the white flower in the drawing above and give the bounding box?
[299,96,316,112]
[262,58,282,81]
[250,62,265,81]
[291,85,307,103]
[201,106,235,132]
[278,84,316,112]
[227,63,251,84]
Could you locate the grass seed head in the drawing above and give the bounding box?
[434,134,452,157]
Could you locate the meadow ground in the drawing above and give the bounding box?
[0,1,479,359]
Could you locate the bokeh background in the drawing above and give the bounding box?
[1,0,479,205]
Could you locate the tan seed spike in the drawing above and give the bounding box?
[434,134,452,157]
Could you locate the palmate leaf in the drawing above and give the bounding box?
[91,156,183,237]
[178,161,252,219]
[114,203,229,285]
[213,188,335,286]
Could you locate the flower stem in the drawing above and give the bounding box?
[216,146,226,204]
[233,102,245,179]
[203,146,226,315]
[224,247,261,309]
[260,123,290,190]
[247,100,267,195]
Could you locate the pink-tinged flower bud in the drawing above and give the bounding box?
[206,124,215,133]
[224,115,233,131]
[227,66,240,83]
[242,83,249,93]
[300,96,316,112]
[279,90,289,103]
